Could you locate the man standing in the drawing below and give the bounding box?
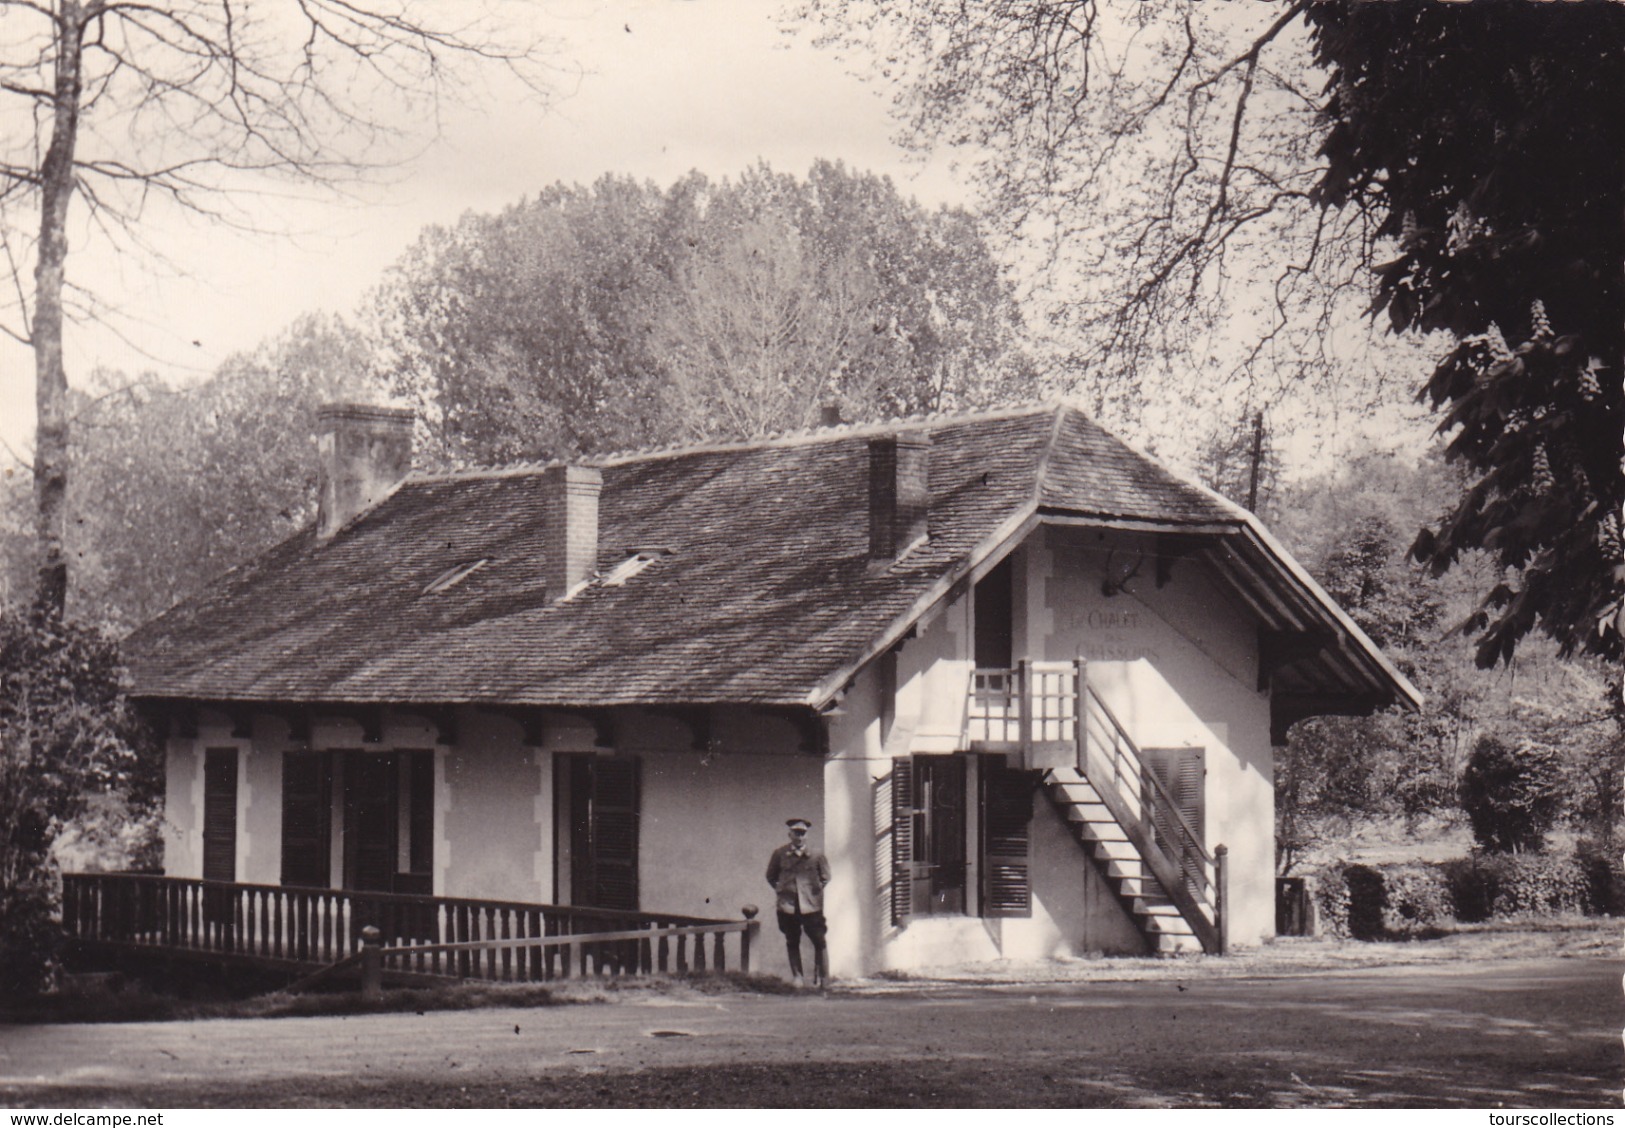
[765,817,831,986]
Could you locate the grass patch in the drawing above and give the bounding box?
[1,980,581,1025]
[0,969,804,1025]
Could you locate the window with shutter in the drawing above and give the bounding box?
[588,758,640,911]
[916,756,967,914]
[280,752,331,888]
[980,758,1035,918]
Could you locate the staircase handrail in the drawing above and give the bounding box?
[1084,686,1216,880]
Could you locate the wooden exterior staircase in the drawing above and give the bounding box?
[1045,766,1203,954]
[967,660,1228,956]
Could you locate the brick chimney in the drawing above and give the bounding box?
[316,404,414,539]
[869,431,931,560]
[541,465,603,598]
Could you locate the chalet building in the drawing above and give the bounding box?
[101,401,1419,981]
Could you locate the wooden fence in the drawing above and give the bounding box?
[61,872,759,982]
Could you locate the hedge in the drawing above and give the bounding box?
[1306,848,1622,939]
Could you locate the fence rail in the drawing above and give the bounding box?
[60,873,758,982]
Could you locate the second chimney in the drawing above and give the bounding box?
[541,464,603,598]
[316,403,414,539]
[869,431,931,560]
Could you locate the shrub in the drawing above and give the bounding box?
[0,871,62,997]
[1308,863,1452,939]
[1306,864,1350,938]
[1576,838,1625,916]
[0,609,158,998]
[1495,854,1592,915]
[1309,852,1607,940]
[1441,857,1500,923]
[1460,735,1563,854]
[1376,865,1454,935]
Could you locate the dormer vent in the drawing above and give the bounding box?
[423,558,490,595]
[869,431,931,561]
[602,547,673,588]
[541,464,602,600]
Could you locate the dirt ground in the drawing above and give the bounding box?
[2,923,1621,1109]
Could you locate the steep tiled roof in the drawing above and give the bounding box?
[124,403,1404,710]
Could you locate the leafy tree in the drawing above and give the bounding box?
[792,0,1625,667]
[67,316,374,629]
[373,162,1034,466]
[374,175,686,467]
[0,315,374,629]
[1460,735,1562,855]
[0,608,155,995]
[1274,506,1454,872]
[0,0,552,619]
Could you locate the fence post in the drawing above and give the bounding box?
[1214,844,1230,956]
[1017,658,1033,756]
[360,925,382,999]
[740,905,759,974]
[1072,657,1087,774]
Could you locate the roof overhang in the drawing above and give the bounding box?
[810,503,1423,735]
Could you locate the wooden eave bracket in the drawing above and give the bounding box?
[652,706,715,753]
[492,707,548,747]
[782,708,828,756]
[1257,628,1339,692]
[1269,691,1388,745]
[399,706,458,746]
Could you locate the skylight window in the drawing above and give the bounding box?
[423,558,490,595]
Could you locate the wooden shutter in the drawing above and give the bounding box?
[406,750,435,876]
[202,749,238,884]
[1143,747,1205,897]
[280,752,330,888]
[980,758,1034,918]
[344,753,396,893]
[890,758,914,925]
[588,758,640,911]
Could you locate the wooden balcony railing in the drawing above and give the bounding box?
[60,873,759,982]
[966,660,1082,750]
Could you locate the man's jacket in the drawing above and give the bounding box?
[766,844,831,914]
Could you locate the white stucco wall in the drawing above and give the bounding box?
[637,742,824,979]
[815,523,1281,975]
[442,711,548,903]
[823,571,1154,975]
[161,738,200,879]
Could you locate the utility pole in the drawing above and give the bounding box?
[1246,412,1265,513]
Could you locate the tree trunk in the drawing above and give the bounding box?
[32,1,86,621]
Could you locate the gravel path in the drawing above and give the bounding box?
[2,951,1618,1108]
